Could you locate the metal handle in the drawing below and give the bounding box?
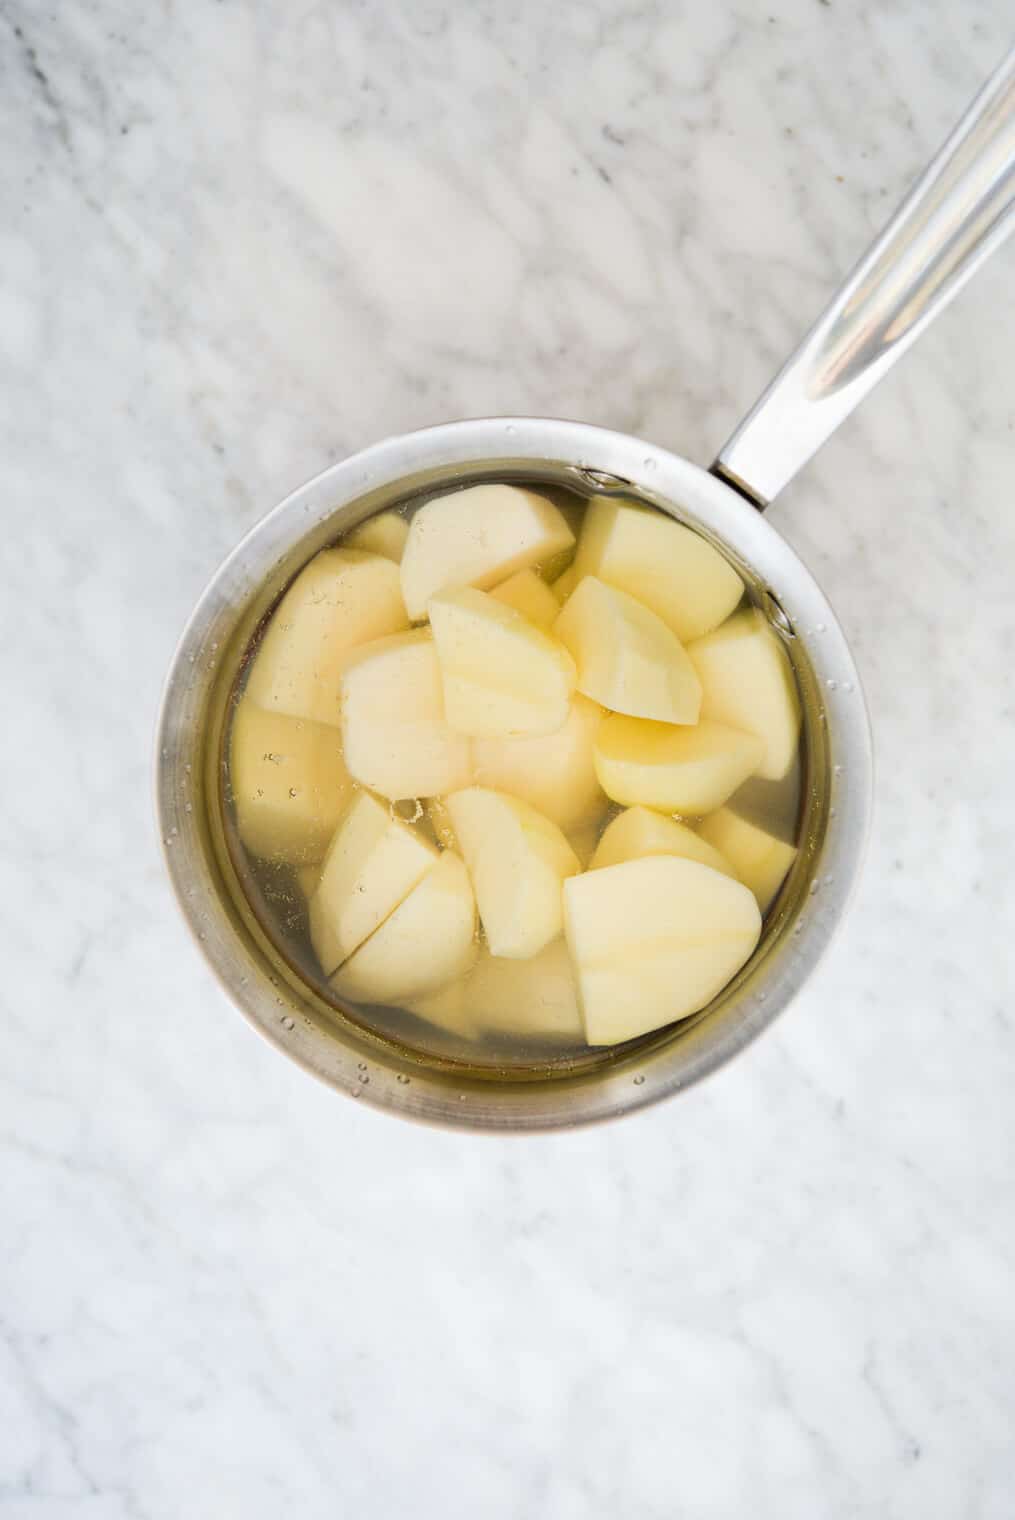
[713,47,1015,509]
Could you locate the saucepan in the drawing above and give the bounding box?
[155,51,1014,1130]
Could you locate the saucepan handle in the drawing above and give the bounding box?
[712,47,1015,510]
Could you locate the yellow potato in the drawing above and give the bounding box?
[446,788,580,959]
[489,569,561,628]
[245,549,408,726]
[572,498,743,642]
[331,851,477,1004]
[229,701,350,864]
[467,941,584,1044]
[339,630,473,800]
[697,807,798,911]
[403,978,480,1041]
[472,694,604,834]
[687,608,802,781]
[554,576,701,725]
[595,715,763,815]
[400,484,575,620]
[344,510,410,562]
[307,790,439,973]
[563,856,762,1045]
[590,806,735,878]
[429,587,576,738]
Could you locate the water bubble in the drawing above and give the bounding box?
[816,622,827,634]
[197,931,206,942]
[161,747,169,760]
[351,1086,362,1098]
[396,1073,411,1085]
[632,1074,645,1086]
[188,653,195,664]
[288,787,297,799]
[757,991,768,1003]
[504,423,517,435]
[833,764,843,776]
[809,880,820,895]
[642,456,658,471]
[184,802,193,814]
[458,1093,466,1101]
[208,661,216,670]
[829,806,837,818]
[793,919,805,935]
[164,835,174,846]
[281,1016,295,1031]
[824,875,834,886]
[211,642,219,652]
[826,679,838,691]
[392,798,423,824]
[357,1061,368,1071]
[275,997,284,1006]
[184,763,191,774]
[843,681,854,693]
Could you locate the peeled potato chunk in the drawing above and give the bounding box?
[471,695,604,834]
[245,549,408,726]
[572,498,743,643]
[339,630,473,800]
[230,702,350,865]
[400,484,575,620]
[331,851,477,1004]
[697,807,798,911]
[595,715,763,814]
[446,788,580,959]
[687,608,801,780]
[308,790,439,973]
[563,856,762,1045]
[344,511,409,562]
[429,587,576,739]
[554,577,701,725]
[489,569,561,629]
[590,806,735,878]
[468,940,584,1044]
[404,978,479,1041]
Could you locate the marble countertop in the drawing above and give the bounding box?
[3,3,1013,1515]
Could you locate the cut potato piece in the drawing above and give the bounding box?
[687,608,802,781]
[429,587,576,739]
[563,856,762,1045]
[425,797,459,852]
[595,715,763,814]
[404,977,479,1041]
[447,788,580,959]
[339,630,473,800]
[697,807,798,911]
[245,549,408,726]
[554,577,701,725]
[489,569,561,629]
[307,790,439,973]
[573,498,743,642]
[550,563,579,603]
[330,851,477,1004]
[400,484,575,620]
[468,940,584,1044]
[295,862,322,898]
[344,511,409,562]
[472,694,604,834]
[590,806,735,878]
[229,702,350,864]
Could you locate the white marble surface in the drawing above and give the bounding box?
[2,3,1013,1514]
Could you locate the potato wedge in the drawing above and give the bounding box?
[308,790,439,973]
[400,484,574,620]
[697,807,798,911]
[471,694,604,834]
[429,587,576,738]
[330,851,477,1004]
[245,549,408,726]
[563,856,762,1045]
[344,511,409,562]
[687,608,801,780]
[447,788,580,959]
[590,805,735,877]
[572,498,743,642]
[489,569,561,629]
[339,630,473,800]
[554,576,701,725]
[468,940,584,1044]
[229,702,350,864]
[594,715,763,814]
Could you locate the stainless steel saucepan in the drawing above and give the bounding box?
[156,52,1014,1130]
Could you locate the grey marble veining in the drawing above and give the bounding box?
[1,3,1013,1516]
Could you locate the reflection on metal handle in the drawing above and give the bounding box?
[713,48,1015,509]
